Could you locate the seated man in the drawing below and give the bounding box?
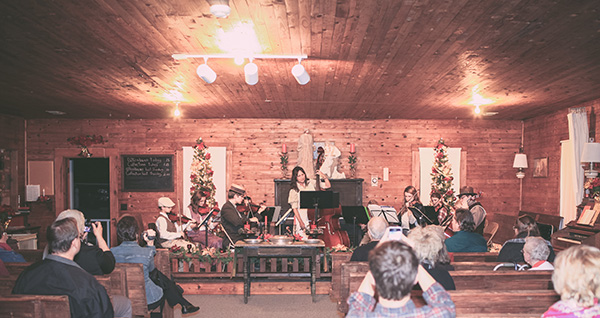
[347,240,456,317]
[12,217,116,318]
[350,216,387,261]
[0,224,26,263]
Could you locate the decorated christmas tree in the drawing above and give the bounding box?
[190,138,216,207]
[430,139,456,208]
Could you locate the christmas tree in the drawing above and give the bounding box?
[430,139,456,207]
[190,138,217,207]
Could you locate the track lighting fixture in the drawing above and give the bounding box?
[173,53,308,85]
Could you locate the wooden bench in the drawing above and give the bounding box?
[4,262,32,275]
[0,294,70,318]
[450,252,499,262]
[98,262,149,318]
[338,261,555,313]
[16,249,44,262]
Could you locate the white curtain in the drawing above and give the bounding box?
[560,141,576,224]
[561,108,589,223]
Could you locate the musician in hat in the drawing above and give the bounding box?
[456,186,486,235]
[220,184,259,248]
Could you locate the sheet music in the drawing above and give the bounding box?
[367,205,399,223]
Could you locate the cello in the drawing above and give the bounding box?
[307,172,351,247]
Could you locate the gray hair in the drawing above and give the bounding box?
[523,236,550,262]
[367,216,388,240]
[56,209,85,234]
[408,225,448,264]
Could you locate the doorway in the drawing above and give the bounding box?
[69,158,110,246]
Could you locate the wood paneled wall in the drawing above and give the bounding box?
[0,114,25,207]
[522,99,600,216]
[23,118,521,226]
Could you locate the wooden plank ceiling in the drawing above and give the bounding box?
[0,0,599,120]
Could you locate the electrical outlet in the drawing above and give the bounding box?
[371,175,378,187]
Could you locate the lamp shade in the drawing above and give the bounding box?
[581,142,600,163]
[197,64,217,84]
[513,153,528,169]
[291,64,310,85]
[244,62,258,85]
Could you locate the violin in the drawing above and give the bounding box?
[166,212,193,224]
[236,196,265,216]
[197,205,220,216]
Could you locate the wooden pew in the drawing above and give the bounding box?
[338,261,555,314]
[16,249,44,262]
[97,262,149,318]
[450,252,499,262]
[4,262,32,275]
[0,295,70,318]
[0,275,18,296]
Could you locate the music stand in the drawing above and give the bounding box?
[300,191,339,228]
[419,206,438,225]
[275,208,294,235]
[410,206,436,226]
[369,205,399,224]
[342,206,370,245]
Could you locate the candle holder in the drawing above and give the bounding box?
[348,151,357,178]
[280,152,289,179]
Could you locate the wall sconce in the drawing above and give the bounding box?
[581,141,600,178]
[513,153,528,178]
[173,53,308,85]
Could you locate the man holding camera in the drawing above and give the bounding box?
[347,228,455,317]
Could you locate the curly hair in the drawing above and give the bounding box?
[408,225,450,265]
[369,241,419,300]
[552,245,600,307]
[455,209,476,232]
[523,236,550,262]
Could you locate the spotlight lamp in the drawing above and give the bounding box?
[173,53,308,85]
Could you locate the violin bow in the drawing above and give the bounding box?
[177,198,183,226]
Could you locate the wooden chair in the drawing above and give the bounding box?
[0,294,70,318]
[484,221,499,245]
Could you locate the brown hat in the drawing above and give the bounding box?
[459,186,477,197]
[229,184,246,195]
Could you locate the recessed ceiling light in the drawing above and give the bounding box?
[45,110,66,116]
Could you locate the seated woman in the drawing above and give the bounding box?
[398,186,424,230]
[444,209,487,252]
[542,245,600,317]
[0,224,26,263]
[111,216,199,315]
[523,236,554,270]
[408,225,455,290]
[497,214,555,264]
[184,190,222,249]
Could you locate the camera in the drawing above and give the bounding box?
[84,220,92,233]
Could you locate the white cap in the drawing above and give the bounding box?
[158,197,175,207]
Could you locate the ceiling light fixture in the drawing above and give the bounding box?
[196,58,217,84]
[291,59,310,85]
[244,59,258,85]
[207,0,231,18]
[173,102,181,117]
[174,53,308,85]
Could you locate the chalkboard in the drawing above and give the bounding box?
[122,155,174,191]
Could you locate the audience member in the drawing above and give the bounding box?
[0,224,26,262]
[523,236,554,271]
[409,225,455,290]
[456,186,486,235]
[444,209,487,252]
[347,240,456,317]
[350,216,387,261]
[13,218,117,318]
[497,214,555,263]
[51,209,115,275]
[111,216,199,315]
[542,245,600,317]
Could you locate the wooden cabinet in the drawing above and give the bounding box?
[274,178,364,212]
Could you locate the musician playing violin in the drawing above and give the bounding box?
[398,186,423,230]
[288,166,331,239]
[430,192,451,226]
[220,184,262,249]
[184,190,222,249]
[155,197,195,251]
